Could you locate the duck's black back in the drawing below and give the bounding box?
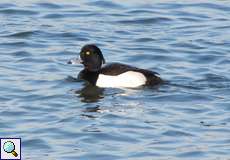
[100,63,163,85]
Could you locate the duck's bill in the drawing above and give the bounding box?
[67,58,83,65]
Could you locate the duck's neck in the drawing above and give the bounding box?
[79,69,100,85]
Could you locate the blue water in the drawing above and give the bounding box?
[0,0,230,159]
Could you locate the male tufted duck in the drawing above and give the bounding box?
[71,44,163,88]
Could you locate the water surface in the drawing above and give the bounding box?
[0,0,230,159]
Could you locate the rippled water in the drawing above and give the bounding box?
[0,0,230,159]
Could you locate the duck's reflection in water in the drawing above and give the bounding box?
[75,84,105,103]
[81,105,101,119]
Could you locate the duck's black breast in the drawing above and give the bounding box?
[78,69,99,85]
[100,63,163,85]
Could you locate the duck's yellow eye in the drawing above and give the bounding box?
[86,51,90,55]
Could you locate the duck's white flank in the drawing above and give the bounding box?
[96,71,147,88]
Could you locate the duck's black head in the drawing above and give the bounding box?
[80,44,105,72]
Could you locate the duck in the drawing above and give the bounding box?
[70,44,163,88]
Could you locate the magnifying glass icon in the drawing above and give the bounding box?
[3,141,18,157]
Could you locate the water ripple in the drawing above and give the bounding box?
[86,1,125,9]
[117,17,172,25]
[36,2,63,9]
[3,31,37,38]
[0,8,38,15]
